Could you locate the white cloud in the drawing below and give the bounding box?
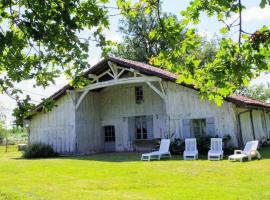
[89,57,101,66]
[251,73,270,86]
[198,29,222,40]
[106,33,123,43]
[103,29,123,43]
[227,5,270,24]
[198,30,215,39]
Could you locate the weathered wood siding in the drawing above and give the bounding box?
[29,95,76,153]
[98,83,166,151]
[75,91,102,154]
[164,81,238,145]
[236,108,269,144]
[29,75,270,154]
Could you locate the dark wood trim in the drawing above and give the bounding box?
[237,109,250,147]
[237,114,244,148]
[249,110,256,140]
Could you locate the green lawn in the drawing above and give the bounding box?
[0,146,270,200]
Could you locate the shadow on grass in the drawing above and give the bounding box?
[10,147,270,163]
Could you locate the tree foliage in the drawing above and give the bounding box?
[0,0,111,125]
[12,95,35,127]
[4,0,270,124]
[117,0,270,106]
[237,84,270,102]
[111,8,171,63]
[110,7,219,66]
[0,0,109,97]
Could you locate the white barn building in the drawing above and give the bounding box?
[26,57,270,154]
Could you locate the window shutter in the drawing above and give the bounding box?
[128,117,135,141]
[206,117,215,136]
[182,119,191,138]
[146,115,153,139]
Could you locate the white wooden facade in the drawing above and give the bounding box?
[28,58,270,154]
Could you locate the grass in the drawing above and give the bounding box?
[0,146,270,200]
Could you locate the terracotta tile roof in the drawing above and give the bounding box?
[28,57,270,117]
[227,94,270,109]
[108,57,178,81]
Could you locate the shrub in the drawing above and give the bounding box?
[260,137,270,147]
[170,138,184,155]
[223,145,236,155]
[23,143,58,159]
[197,135,212,154]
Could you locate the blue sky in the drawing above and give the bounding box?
[0,0,270,126]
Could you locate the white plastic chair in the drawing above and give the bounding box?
[141,139,171,161]
[208,138,223,160]
[228,140,261,162]
[183,138,198,160]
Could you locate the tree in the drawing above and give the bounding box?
[110,10,184,63]
[116,0,270,106]
[237,84,270,102]
[0,1,112,126]
[110,7,218,66]
[12,95,35,127]
[0,0,109,100]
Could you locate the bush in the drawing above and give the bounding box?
[196,135,212,154]
[170,138,184,155]
[224,145,236,155]
[23,143,58,159]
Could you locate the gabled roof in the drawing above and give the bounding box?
[83,57,178,81]
[227,94,270,109]
[29,56,270,116]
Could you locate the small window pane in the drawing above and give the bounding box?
[135,86,144,104]
[191,119,206,137]
[135,116,148,139]
[104,126,115,142]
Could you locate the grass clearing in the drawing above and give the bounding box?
[0,145,270,200]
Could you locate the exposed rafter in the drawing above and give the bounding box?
[75,76,162,109]
[146,82,165,99]
[74,61,166,110]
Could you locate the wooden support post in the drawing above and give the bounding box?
[250,110,256,140]
[237,114,244,148]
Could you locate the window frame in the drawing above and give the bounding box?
[135,86,144,104]
[190,118,207,138]
[104,125,115,142]
[135,116,148,140]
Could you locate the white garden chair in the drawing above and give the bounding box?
[183,138,198,160]
[228,140,261,162]
[208,138,223,160]
[141,139,171,161]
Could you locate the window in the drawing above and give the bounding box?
[135,86,144,104]
[104,126,115,142]
[190,119,206,137]
[135,116,147,139]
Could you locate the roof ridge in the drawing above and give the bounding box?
[27,57,270,118]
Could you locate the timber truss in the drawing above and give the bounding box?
[69,61,166,110]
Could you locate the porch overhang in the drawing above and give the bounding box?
[70,61,166,110]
